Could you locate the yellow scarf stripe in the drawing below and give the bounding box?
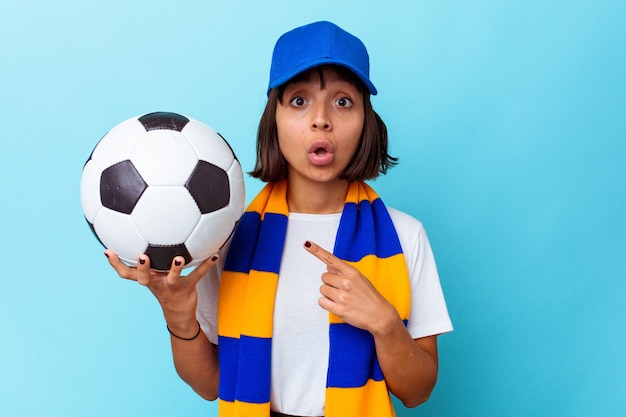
[325,379,397,417]
[330,253,410,325]
[219,270,279,338]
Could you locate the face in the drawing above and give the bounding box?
[275,67,365,185]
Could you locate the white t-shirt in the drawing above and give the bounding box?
[196,207,452,416]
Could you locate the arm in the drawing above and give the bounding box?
[304,241,439,407]
[169,323,220,401]
[105,250,220,400]
[370,312,439,407]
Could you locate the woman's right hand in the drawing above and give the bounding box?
[104,250,219,336]
[105,250,221,399]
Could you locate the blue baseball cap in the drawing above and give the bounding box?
[268,21,377,96]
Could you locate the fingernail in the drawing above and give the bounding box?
[174,260,182,267]
[211,255,219,262]
[304,241,312,248]
[139,258,146,265]
[104,252,110,259]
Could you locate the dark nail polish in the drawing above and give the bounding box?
[304,241,312,248]
[139,259,146,265]
[104,252,110,259]
[174,260,182,266]
[211,255,219,262]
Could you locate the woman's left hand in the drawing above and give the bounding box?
[304,240,439,408]
[303,240,399,335]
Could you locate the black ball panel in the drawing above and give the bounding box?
[186,160,230,214]
[100,160,147,214]
[145,244,192,271]
[138,112,190,132]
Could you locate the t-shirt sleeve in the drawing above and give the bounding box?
[195,245,229,345]
[389,208,453,339]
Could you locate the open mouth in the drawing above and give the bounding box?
[314,147,328,156]
[308,140,335,165]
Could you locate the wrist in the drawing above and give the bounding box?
[370,304,404,338]
[164,314,200,337]
[167,319,202,341]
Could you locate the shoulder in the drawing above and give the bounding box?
[385,206,436,276]
[387,206,424,231]
[386,206,427,247]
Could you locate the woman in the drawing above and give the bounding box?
[106,20,452,417]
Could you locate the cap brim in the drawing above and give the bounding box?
[267,59,377,96]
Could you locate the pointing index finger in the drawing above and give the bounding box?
[304,240,347,272]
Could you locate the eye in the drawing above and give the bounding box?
[336,97,353,108]
[289,96,307,107]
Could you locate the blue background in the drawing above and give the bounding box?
[1,1,624,416]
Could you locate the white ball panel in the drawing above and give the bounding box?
[90,118,146,169]
[93,208,148,266]
[183,120,235,170]
[227,159,246,220]
[131,129,198,186]
[131,186,200,244]
[80,160,102,223]
[185,207,237,261]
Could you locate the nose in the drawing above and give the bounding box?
[311,103,331,130]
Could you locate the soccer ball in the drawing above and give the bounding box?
[80,112,245,271]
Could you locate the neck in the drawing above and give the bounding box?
[286,177,349,214]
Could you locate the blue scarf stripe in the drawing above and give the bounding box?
[224,211,288,274]
[223,212,261,273]
[371,198,403,255]
[326,323,383,388]
[217,336,240,401]
[250,212,288,274]
[218,335,272,403]
[326,320,409,388]
[334,198,403,262]
[236,336,273,403]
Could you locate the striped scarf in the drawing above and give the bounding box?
[217,180,410,417]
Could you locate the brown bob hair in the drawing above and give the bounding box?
[249,65,398,182]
